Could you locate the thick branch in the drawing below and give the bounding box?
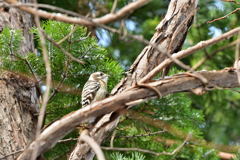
[69,0,198,158]
[17,68,240,159]
[112,0,198,94]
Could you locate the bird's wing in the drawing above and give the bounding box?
[81,80,100,107]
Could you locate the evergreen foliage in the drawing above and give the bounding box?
[1,0,240,159]
[0,21,123,159]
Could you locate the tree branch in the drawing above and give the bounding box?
[31,1,52,159]
[101,133,189,156]
[5,0,151,26]
[140,27,240,83]
[69,0,199,158]
[69,130,106,160]
[17,68,240,159]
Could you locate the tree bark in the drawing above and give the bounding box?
[0,0,34,54]
[0,71,39,160]
[69,0,198,159]
[0,1,38,159]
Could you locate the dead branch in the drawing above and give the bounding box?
[5,0,151,26]
[41,30,85,65]
[102,133,191,156]
[128,110,240,153]
[69,130,105,160]
[117,130,165,139]
[208,8,240,23]
[17,68,240,159]
[140,27,240,83]
[31,1,52,159]
[193,39,240,70]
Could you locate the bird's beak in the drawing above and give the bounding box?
[104,74,109,81]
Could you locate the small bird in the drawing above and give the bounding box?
[81,72,109,107]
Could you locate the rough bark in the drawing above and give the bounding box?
[0,1,38,159]
[112,0,197,94]
[17,68,240,160]
[70,0,198,159]
[0,71,39,160]
[0,0,34,54]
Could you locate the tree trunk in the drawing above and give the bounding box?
[0,71,39,160]
[0,1,38,159]
[70,0,198,159]
[0,0,34,54]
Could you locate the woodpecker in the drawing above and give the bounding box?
[81,72,108,107]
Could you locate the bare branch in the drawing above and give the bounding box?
[31,1,52,159]
[5,0,151,26]
[41,31,85,65]
[234,32,240,86]
[128,110,240,153]
[208,8,240,23]
[110,130,117,147]
[58,138,78,143]
[0,2,81,17]
[116,130,165,139]
[17,68,240,159]
[57,25,77,45]
[111,0,119,13]
[193,39,240,70]
[222,0,240,4]
[140,27,240,83]
[102,133,191,156]
[69,130,105,160]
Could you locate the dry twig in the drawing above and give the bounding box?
[208,8,240,23]
[17,69,240,159]
[31,1,52,159]
[41,31,85,65]
[5,0,151,26]
[193,39,240,70]
[102,134,191,156]
[140,27,240,83]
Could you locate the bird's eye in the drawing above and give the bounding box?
[99,72,104,76]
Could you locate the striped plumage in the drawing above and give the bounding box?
[81,72,108,107]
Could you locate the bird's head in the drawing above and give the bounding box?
[89,72,109,83]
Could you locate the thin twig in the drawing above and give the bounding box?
[110,130,117,147]
[102,134,191,156]
[0,2,81,17]
[193,39,240,70]
[41,31,85,65]
[9,30,40,83]
[58,138,78,143]
[31,0,52,159]
[208,8,240,23]
[57,25,77,45]
[221,0,240,5]
[111,0,119,13]
[139,27,240,83]
[48,59,70,102]
[116,130,165,139]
